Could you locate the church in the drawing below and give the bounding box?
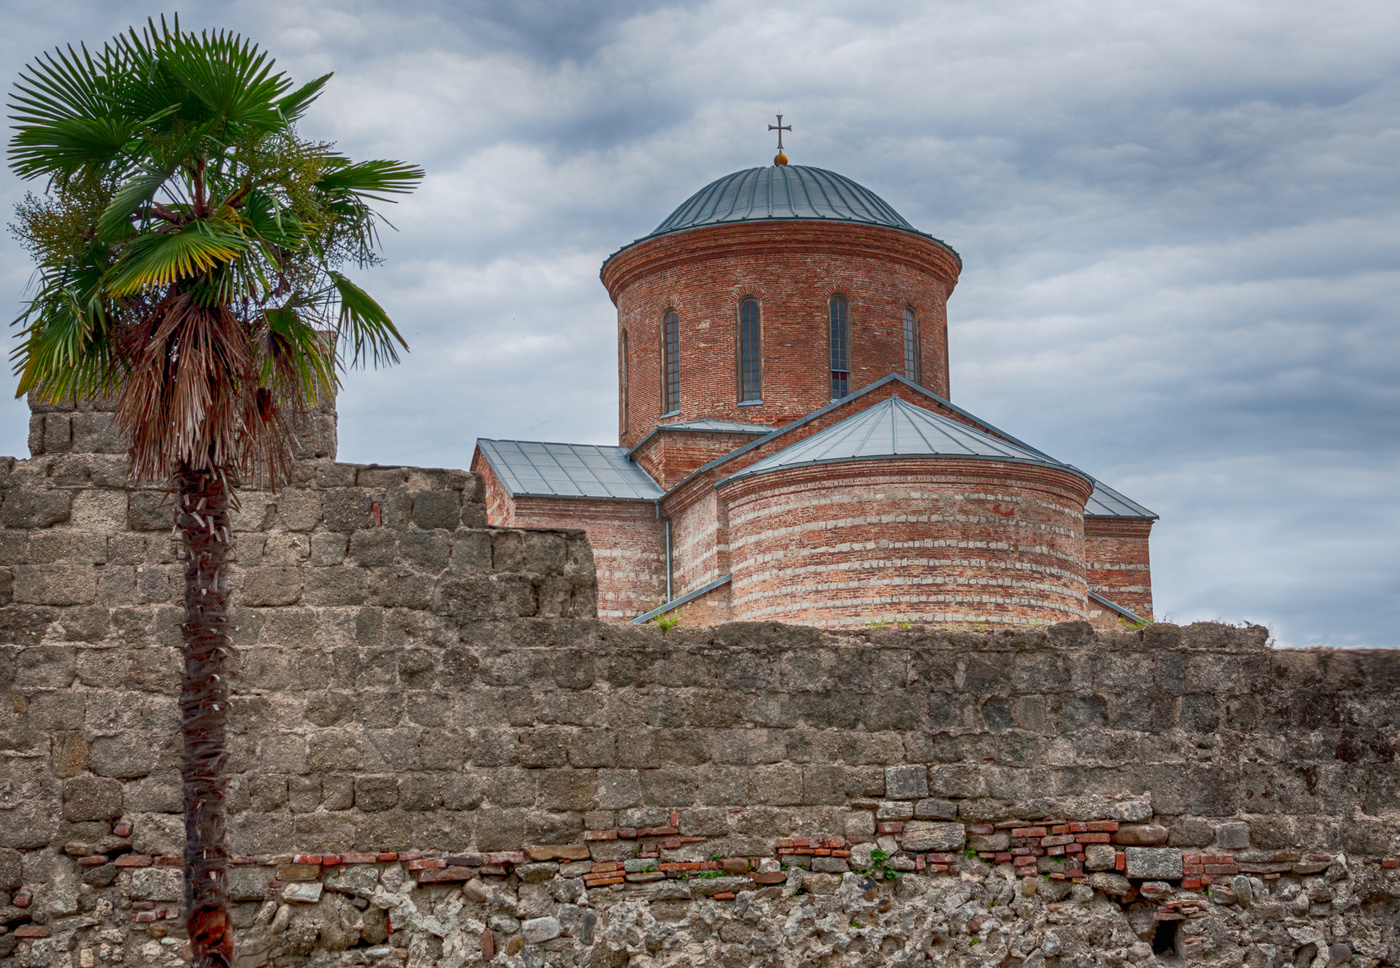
[471,134,1156,629]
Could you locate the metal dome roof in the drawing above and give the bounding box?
[648,165,918,237]
[721,396,1089,485]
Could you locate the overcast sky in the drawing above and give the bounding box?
[2,0,1397,647]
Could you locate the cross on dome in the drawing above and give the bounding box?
[768,114,792,166]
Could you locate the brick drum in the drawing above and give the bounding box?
[722,457,1095,626]
[602,220,961,448]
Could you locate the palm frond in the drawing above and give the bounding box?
[328,271,406,368]
[153,24,292,134]
[106,223,246,295]
[276,73,331,123]
[316,158,425,200]
[96,164,176,240]
[12,266,117,402]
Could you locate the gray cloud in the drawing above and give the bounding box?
[1,0,1396,646]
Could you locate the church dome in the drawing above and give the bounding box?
[645,165,922,239]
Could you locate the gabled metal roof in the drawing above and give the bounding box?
[475,439,663,501]
[660,418,775,433]
[1085,479,1158,519]
[722,396,1087,484]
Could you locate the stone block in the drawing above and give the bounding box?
[410,491,460,531]
[1123,847,1182,880]
[1084,844,1116,870]
[884,765,928,800]
[322,490,374,532]
[901,821,965,852]
[1,491,73,529]
[913,798,959,820]
[1112,824,1168,846]
[238,567,304,607]
[129,867,183,901]
[1214,821,1250,849]
[282,881,323,904]
[1109,801,1153,822]
[126,492,171,531]
[521,916,562,944]
[228,866,274,902]
[62,774,122,821]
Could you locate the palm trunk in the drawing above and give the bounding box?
[176,463,235,968]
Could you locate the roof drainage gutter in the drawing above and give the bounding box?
[1087,591,1146,626]
[631,574,732,625]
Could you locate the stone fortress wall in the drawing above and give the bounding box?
[0,398,1398,967]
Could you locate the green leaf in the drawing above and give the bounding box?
[105,223,246,295]
[154,25,292,133]
[96,165,175,241]
[316,158,425,200]
[276,73,331,122]
[329,271,406,368]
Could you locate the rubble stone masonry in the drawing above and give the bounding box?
[0,401,1396,967]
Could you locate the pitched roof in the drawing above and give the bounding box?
[1085,478,1158,519]
[721,396,1085,484]
[475,439,662,501]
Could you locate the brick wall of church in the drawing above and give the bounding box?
[1086,518,1155,621]
[666,488,729,598]
[629,429,769,491]
[721,459,1093,627]
[602,221,960,449]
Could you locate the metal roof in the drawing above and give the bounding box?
[649,166,917,237]
[1085,479,1158,519]
[659,418,775,433]
[722,396,1087,484]
[475,439,663,501]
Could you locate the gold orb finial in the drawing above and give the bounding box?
[774,151,788,167]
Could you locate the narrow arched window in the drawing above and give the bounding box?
[662,310,680,415]
[738,298,761,403]
[903,307,921,384]
[620,329,629,434]
[829,295,849,399]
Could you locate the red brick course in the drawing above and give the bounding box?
[602,221,960,449]
[1085,517,1154,621]
[720,457,1092,627]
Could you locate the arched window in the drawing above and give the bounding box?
[829,295,849,399]
[903,307,921,384]
[738,298,762,403]
[620,329,629,434]
[662,310,680,415]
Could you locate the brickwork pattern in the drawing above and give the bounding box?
[1086,517,1155,620]
[722,459,1094,627]
[602,221,959,449]
[629,428,769,491]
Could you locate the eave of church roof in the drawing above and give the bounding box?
[475,439,663,501]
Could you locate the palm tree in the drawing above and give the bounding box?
[8,18,422,966]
